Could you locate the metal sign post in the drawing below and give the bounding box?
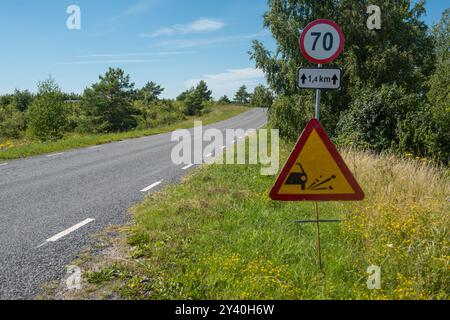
[315,64,322,268]
[315,64,322,120]
[297,19,346,269]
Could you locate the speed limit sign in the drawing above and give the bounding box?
[299,19,344,64]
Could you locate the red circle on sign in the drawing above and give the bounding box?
[299,19,345,64]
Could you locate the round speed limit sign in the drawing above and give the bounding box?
[300,19,344,64]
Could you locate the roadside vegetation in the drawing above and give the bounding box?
[0,70,270,159]
[61,137,448,300]
[251,3,449,165]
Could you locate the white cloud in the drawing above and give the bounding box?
[119,0,160,18]
[142,18,225,38]
[78,51,194,58]
[185,68,266,98]
[56,59,161,65]
[149,31,268,49]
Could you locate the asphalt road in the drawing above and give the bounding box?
[0,108,267,299]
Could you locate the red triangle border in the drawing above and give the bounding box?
[269,119,365,201]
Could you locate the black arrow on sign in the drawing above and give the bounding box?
[332,74,338,85]
[300,74,307,84]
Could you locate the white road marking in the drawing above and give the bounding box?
[182,164,194,170]
[88,145,101,149]
[46,218,95,243]
[141,180,163,192]
[0,163,8,167]
[47,152,65,157]
[221,146,226,149]
[205,153,213,158]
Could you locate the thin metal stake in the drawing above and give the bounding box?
[315,202,323,269]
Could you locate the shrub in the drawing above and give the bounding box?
[336,84,420,152]
[269,94,314,140]
[0,104,26,138]
[135,99,185,129]
[12,89,33,112]
[250,85,273,108]
[217,95,231,105]
[26,78,67,141]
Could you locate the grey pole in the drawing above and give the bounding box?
[315,64,322,120]
[314,64,323,269]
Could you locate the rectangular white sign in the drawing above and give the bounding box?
[297,68,342,90]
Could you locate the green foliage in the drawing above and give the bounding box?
[11,89,33,112]
[27,77,67,141]
[138,81,164,105]
[0,94,12,107]
[433,9,450,64]
[195,80,212,102]
[336,84,420,152]
[395,9,450,164]
[424,10,450,164]
[250,84,273,108]
[135,99,185,129]
[65,101,90,133]
[82,68,138,133]
[0,104,26,138]
[249,0,448,163]
[182,81,213,115]
[269,94,314,140]
[0,105,248,160]
[250,0,435,133]
[217,95,231,104]
[234,85,251,104]
[183,90,204,116]
[176,89,192,101]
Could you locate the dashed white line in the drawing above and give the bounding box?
[45,218,95,243]
[47,152,65,157]
[141,180,163,192]
[182,164,194,170]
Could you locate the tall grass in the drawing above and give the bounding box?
[340,149,449,299]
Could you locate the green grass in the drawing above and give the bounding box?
[70,136,449,300]
[0,104,248,160]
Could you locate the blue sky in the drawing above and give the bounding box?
[0,0,447,98]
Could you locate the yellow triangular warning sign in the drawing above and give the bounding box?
[270,119,364,201]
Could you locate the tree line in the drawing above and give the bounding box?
[251,1,449,164]
[0,68,273,142]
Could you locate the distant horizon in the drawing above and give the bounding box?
[0,0,447,98]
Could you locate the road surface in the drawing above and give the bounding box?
[0,108,267,299]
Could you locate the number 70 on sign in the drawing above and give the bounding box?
[300,19,345,65]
